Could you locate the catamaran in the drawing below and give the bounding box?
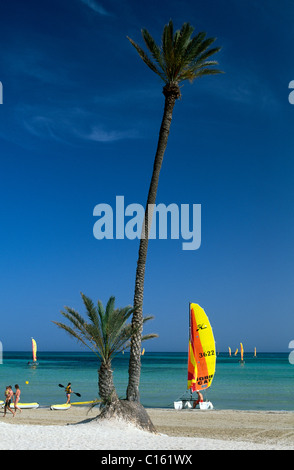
[240,342,245,365]
[174,303,215,410]
[28,338,39,366]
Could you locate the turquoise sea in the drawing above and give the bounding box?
[1,352,294,411]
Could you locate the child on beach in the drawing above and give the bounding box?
[3,385,15,417]
[14,384,21,413]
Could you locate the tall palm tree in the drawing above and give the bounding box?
[53,293,156,405]
[127,20,223,402]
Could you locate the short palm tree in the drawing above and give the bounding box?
[127,20,223,402]
[53,293,156,405]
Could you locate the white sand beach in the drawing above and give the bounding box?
[1,407,294,450]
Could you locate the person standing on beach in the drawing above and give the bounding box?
[14,385,21,413]
[3,386,15,417]
[65,383,72,404]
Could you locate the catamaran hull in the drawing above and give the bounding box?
[174,400,213,410]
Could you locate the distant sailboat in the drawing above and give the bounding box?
[32,338,37,362]
[228,347,231,357]
[254,347,257,358]
[28,338,39,366]
[234,348,238,356]
[240,342,245,365]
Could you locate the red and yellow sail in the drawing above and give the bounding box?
[187,303,216,392]
[32,338,37,362]
[240,342,244,362]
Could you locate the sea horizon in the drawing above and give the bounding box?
[2,349,290,354]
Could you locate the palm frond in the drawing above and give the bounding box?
[191,37,217,59]
[108,324,134,359]
[81,292,100,328]
[141,315,158,343]
[127,36,166,81]
[142,315,155,324]
[62,306,86,327]
[60,307,92,342]
[182,31,206,62]
[97,299,105,324]
[193,68,224,78]
[52,321,83,343]
[141,28,164,71]
[196,46,222,63]
[52,321,99,357]
[105,296,115,324]
[162,19,174,59]
[128,20,223,87]
[107,306,137,357]
[174,22,194,58]
[142,333,158,342]
[162,20,175,77]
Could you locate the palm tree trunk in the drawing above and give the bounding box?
[99,360,118,404]
[127,84,180,402]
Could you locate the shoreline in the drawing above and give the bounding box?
[1,406,294,450]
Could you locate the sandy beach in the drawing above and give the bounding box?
[1,406,294,450]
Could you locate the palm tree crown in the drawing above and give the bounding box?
[53,293,155,363]
[53,294,157,404]
[128,19,222,95]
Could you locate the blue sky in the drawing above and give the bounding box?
[0,0,294,352]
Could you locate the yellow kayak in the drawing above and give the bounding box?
[71,400,99,406]
[50,403,71,410]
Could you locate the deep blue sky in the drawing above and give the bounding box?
[1,0,294,352]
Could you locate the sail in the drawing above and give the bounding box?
[240,342,244,361]
[228,347,231,357]
[234,348,238,356]
[32,338,37,362]
[187,303,216,392]
[254,347,257,357]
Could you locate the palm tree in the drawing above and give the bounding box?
[127,20,223,402]
[53,293,156,406]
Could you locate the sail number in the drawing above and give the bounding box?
[199,350,215,359]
